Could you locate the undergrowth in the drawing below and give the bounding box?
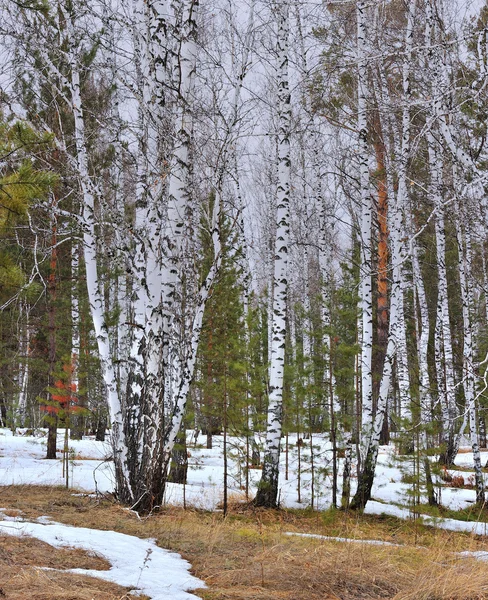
[2,486,488,599]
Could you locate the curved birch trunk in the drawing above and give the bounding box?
[64,25,132,498]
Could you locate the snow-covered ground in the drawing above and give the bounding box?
[0,428,486,513]
[1,427,488,599]
[0,428,208,599]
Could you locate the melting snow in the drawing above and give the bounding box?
[0,514,205,600]
[284,531,401,546]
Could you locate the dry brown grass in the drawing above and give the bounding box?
[0,535,109,570]
[0,530,148,599]
[2,567,146,600]
[2,486,488,599]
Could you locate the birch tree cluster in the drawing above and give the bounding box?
[1,0,488,512]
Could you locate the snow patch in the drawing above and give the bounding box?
[365,500,488,537]
[0,517,205,600]
[284,531,400,546]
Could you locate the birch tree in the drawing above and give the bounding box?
[356,0,374,459]
[423,1,466,466]
[455,199,485,506]
[3,0,228,511]
[255,0,291,509]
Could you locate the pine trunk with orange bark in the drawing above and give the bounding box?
[372,110,389,444]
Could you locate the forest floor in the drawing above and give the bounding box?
[3,485,488,599]
[3,430,488,598]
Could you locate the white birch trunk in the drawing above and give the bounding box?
[71,241,80,409]
[232,0,255,306]
[61,8,132,499]
[158,0,199,469]
[17,301,30,428]
[412,239,438,504]
[393,8,415,419]
[456,211,485,506]
[386,162,410,423]
[351,193,404,509]
[357,0,373,457]
[412,243,433,429]
[424,7,459,464]
[396,0,424,433]
[295,0,335,435]
[255,0,291,508]
[430,138,459,464]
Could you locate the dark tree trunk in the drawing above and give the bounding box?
[341,436,353,510]
[46,196,58,460]
[0,395,6,428]
[95,412,107,442]
[169,429,188,484]
[254,459,280,508]
[46,418,58,458]
[424,457,437,506]
[438,433,456,467]
[70,406,85,440]
[251,439,260,466]
[350,443,378,510]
